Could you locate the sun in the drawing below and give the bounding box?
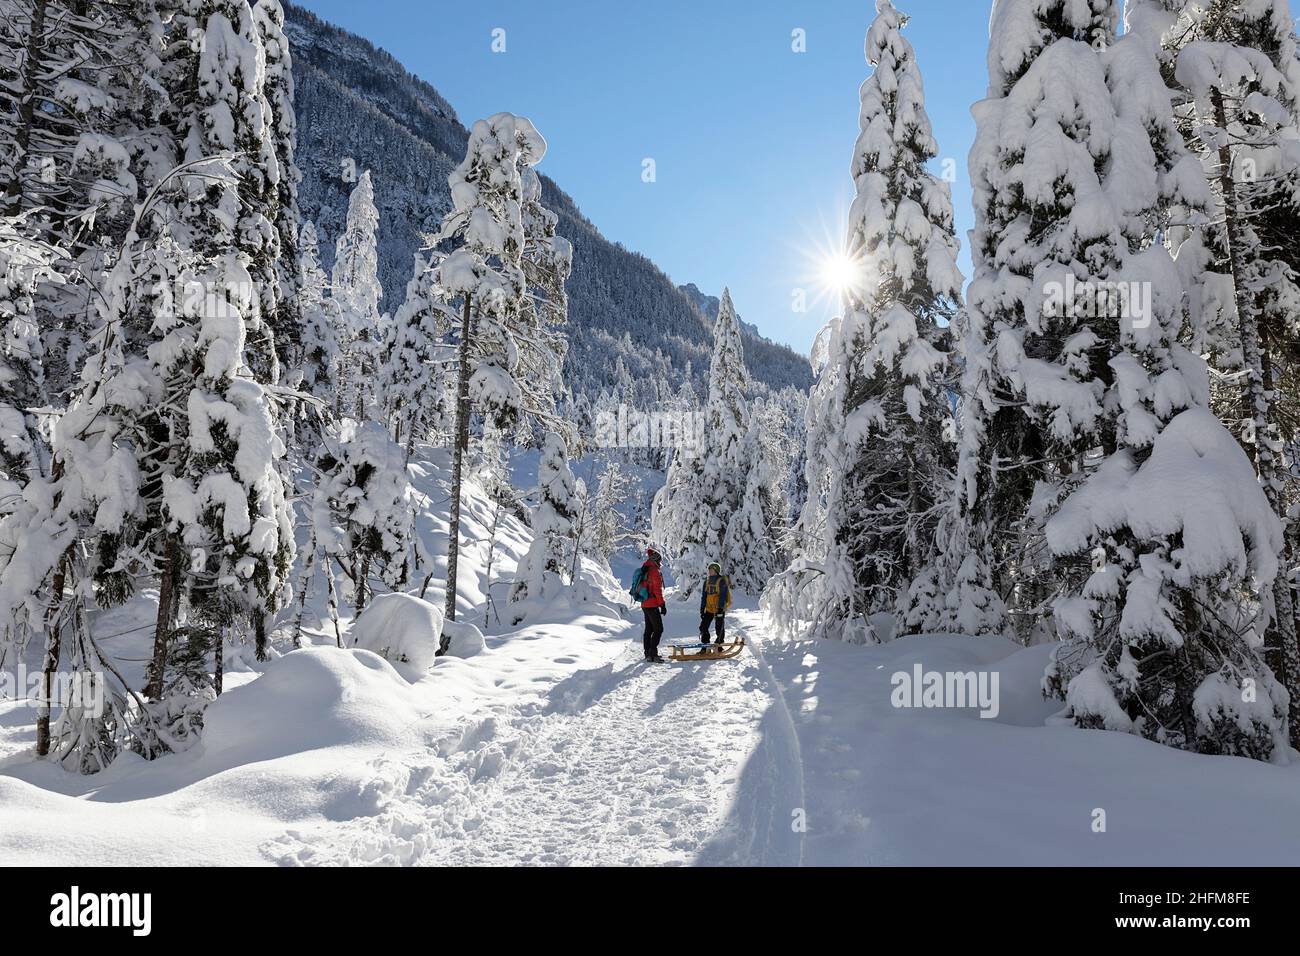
[819,249,863,299]
[789,198,872,320]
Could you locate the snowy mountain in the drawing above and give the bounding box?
[678,282,760,337]
[284,4,813,402]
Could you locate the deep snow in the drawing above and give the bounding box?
[2,448,1299,866]
[5,599,1300,865]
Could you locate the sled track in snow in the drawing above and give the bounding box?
[264,614,804,866]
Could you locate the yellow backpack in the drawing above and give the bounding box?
[705,574,732,612]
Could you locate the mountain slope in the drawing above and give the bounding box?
[284,4,812,402]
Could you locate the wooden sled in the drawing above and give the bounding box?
[666,639,745,662]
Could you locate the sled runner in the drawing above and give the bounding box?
[666,639,745,662]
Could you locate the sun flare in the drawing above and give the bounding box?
[818,250,862,299]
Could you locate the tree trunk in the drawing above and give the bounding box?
[356,551,371,612]
[34,549,67,757]
[441,294,473,651]
[291,528,317,649]
[146,532,179,700]
[254,612,268,662]
[214,628,224,696]
[325,558,343,648]
[1212,88,1300,747]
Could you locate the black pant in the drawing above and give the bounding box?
[700,612,725,643]
[643,607,664,657]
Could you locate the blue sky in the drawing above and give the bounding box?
[293,1,1001,353]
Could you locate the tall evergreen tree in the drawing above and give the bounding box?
[1129,0,1300,747]
[253,0,302,371]
[950,0,1289,757]
[430,112,568,639]
[950,0,1124,639]
[841,0,961,636]
[381,250,454,455]
[766,1,961,641]
[332,169,383,417]
[509,430,575,620]
[653,288,758,598]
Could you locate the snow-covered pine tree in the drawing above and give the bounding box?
[1129,0,1300,748]
[951,0,1125,641]
[252,0,303,372]
[0,1,133,244]
[429,113,568,634]
[762,317,855,638]
[309,419,415,613]
[513,163,572,434]
[0,218,60,485]
[653,287,753,599]
[721,411,781,593]
[835,0,961,637]
[332,169,383,417]
[954,0,1294,758]
[381,250,455,456]
[296,220,338,406]
[509,430,575,621]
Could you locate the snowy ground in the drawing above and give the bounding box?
[3,447,1299,866]
[6,594,1299,865]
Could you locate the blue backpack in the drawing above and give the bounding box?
[629,565,651,602]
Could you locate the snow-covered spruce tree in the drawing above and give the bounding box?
[381,249,455,456]
[653,287,753,599]
[252,0,302,372]
[430,113,569,638]
[332,169,383,418]
[956,2,1293,757]
[509,430,576,621]
[1130,0,1300,748]
[581,458,635,572]
[832,0,961,639]
[934,303,1006,636]
[652,433,709,591]
[0,1,135,244]
[763,317,855,638]
[766,3,960,642]
[0,0,156,411]
[952,0,1126,641]
[171,0,288,390]
[309,419,415,613]
[295,220,339,408]
[721,410,781,593]
[150,0,295,673]
[0,219,60,485]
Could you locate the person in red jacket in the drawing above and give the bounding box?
[639,547,667,662]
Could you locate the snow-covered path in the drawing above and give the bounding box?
[264,610,804,866]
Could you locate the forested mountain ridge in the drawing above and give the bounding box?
[284,3,813,401]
